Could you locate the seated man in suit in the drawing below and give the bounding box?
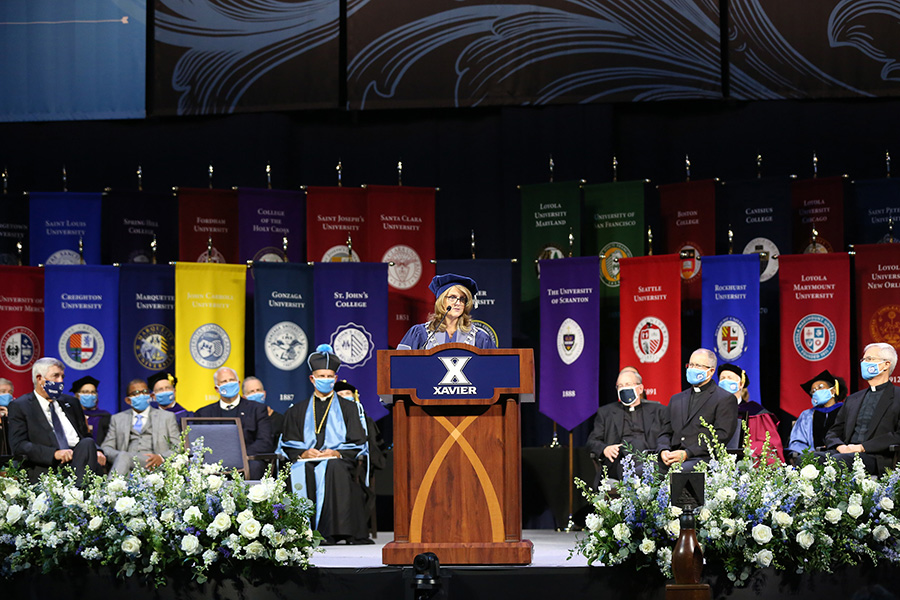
[659,348,738,471]
[194,366,274,479]
[102,378,181,475]
[7,357,106,483]
[242,376,284,445]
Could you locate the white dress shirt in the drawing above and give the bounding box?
[34,391,81,447]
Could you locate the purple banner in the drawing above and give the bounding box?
[238,188,305,264]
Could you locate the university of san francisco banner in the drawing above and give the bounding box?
[539,257,600,430]
[175,263,246,412]
[437,259,513,348]
[852,179,900,245]
[0,197,28,265]
[103,191,178,264]
[778,254,850,417]
[253,262,315,415]
[313,263,389,420]
[306,187,367,262]
[238,189,305,264]
[658,180,717,303]
[44,266,119,413]
[177,189,240,264]
[855,244,900,387]
[0,266,44,394]
[619,255,682,404]
[701,255,761,405]
[791,176,846,253]
[582,181,645,297]
[28,193,102,266]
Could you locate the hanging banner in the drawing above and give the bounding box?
[852,179,900,245]
[174,263,246,411]
[539,257,600,430]
[313,263,389,420]
[0,197,28,265]
[103,191,179,264]
[582,180,646,297]
[437,259,513,349]
[778,253,850,417]
[855,244,900,387]
[791,176,846,254]
[658,180,717,303]
[305,187,368,263]
[177,188,240,264]
[365,185,436,346]
[253,262,315,414]
[619,255,682,404]
[28,192,102,266]
[44,265,119,413]
[238,188,305,264]
[0,266,44,394]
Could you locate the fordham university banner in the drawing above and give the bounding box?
[174,263,246,411]
[539,257,600,431]
[437,259,513,348]
[0,267,44,394]
[658,180,717,303]
[306,187,367,263]
[0,197,28,265]
[778,254,850,417]
[28,193,102,266]
[103,191,178,265]
[855,244,900,387]
[253,262,315,415]
[582,181,645,297]
[177,188,240,264]
[238,188,305,264]
[852,179,900,245]
[44,266,119,413]
[618,255,682,404]
[313,263,389,420]
[791,176,846,253]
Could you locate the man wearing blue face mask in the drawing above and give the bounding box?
[0,377,14,455]
[242,376,284,444]
[70,375,111,445]
[148,371,191,426]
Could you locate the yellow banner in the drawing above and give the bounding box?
[175,263,246,411]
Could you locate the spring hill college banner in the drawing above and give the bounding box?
[306,187,367,262]
[855,244,900,387]
[0,267,44,394]
[177,189,240,264]
[582,181,645,297]
[658,180,717,304]
[28,193,102,266]
[103,191,179,265]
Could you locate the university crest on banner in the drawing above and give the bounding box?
[634,317,669,363]
[716,318,747,361]
[330,323,375,370]
[793,314,836,361]
[190,324,231,369]
[60,325,104,370]
[556,318,584,365]
[680,245,702,281]
[134,324,174,371]
[870,305,900,350]
[2,327,40,373]
[600,242,631,288]
[265,321,309,371]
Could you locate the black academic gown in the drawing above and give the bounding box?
[659,380,739,467]
[586,400,666,483]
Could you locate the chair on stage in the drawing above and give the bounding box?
[182,416,279,481]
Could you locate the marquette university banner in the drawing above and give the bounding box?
[539,257,600,431]
[437,259,513,348]
[238,189,305,264]
[855,244,900,387]
[306,187,367,262]
[44,266,119,413]
[852,179,900,244]
[177,189,240,264]
[0,267,44,394]
[658,180,717,303]
[28,193,102,266]
[582,181,645,297]
[791,177,846,253]
[103,191,178,265]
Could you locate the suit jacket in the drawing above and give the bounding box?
[586,400,666,457]
[194,399,274,456]
[659,382,738,458]
[7,392,92,470]
[101,407,181,463]
[824,382,900,471]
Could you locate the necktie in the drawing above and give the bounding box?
[134,414,143,433]
[48,401,71,450]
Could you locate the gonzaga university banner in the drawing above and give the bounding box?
[437,259,513,349]
[582,181,645,296]
[0,267,44,394]
[177,188,240,264]
[855,244,900,386]
[658,180,717,303]
[306,187,367,262]
[29,193,102,266]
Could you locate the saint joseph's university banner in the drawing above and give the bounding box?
[854,244,900,387]
[306,187,367,262]
[29,193,102,266]
[0,267,44,394]
[437,259,513,349]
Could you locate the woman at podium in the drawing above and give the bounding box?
[397,273,496,350]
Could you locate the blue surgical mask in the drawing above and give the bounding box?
[218,381,240,399]
[314,378,336,394]
[130,394,151,412]
[861,361,883,381]
[44,380,64,399]
[617,387,638,406]
[154,390,175,407]
[0,393,12,407]
[811,388,833,407]
[246,392,265,404]
[686,368,709,386]
[78,393,98,409]
[719,380,740,395]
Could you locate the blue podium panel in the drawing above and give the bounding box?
[389,348,522,403]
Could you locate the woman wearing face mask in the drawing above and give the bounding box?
[718,364,785,463]
[70,375,111,446]
[787,370,846,462]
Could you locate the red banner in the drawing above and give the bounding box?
[778,253,850,417]
[177,188,240,263]
[855,244,900,388]
[0,267,44,394]
[619,255,682,404]
[657,180,717,304]
[305,187,368,263]
[791,176,846,253]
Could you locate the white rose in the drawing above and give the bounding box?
[4,484,21,499]
[145,473,164,489]
[274,548,289,562]
[62,488,83,506]
[5,505,23,525]
[612,523,631,542]
[800,464,819,481]
[206,475,223,492]
[667,519,681,538]
[773,511,793,528]
[751,523,773,545]
[825,508,842,524]
[239,518,262,539]
[181,534,201,555]
[183,506,202,523]
[115,496,137,515]
[88,516,103,530]
[755,549,774,568]
[247,483,272,504]
[108,479,127,493]
[41,521,56,534]
[796,530,815,549]
[203,549,218,565]
[160,508,175,523]
[880,497,895,511]
[698,508,712,522]
[861,478,878,494]
[585,514,603,532]
[639,538,656,554]
[847,504,864,519]
[873,525,890,542]
[668,506,683,518]
[31,493,48,515]
[236,509,254,524]
[121,535,142,556]
[715,488,737,502]
[244,540,265,558]
[211,512,231,532]
[722,518,737,537]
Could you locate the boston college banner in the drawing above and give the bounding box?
[0,267,44,394]
[103,191,178,265]
[238,188,305,264]
[778,253,850,417]
[28,192,102,266]
[658,180,717,303]
[177,188,240,264]
[790,176,846,253]
[437,259,513,349]
[582,181,645,297]
[618,255,682,404]
[855,244,900,387]
[852,179,900,245]
[306,187,367,262]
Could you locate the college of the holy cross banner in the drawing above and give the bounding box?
[28,193,102,266]
[103,191,179,265]
[791,176,846,253]
[658,180,717,304]
[44,265,119,413]
[539,257,600,430]
[0,198,28,265]
[618,254,682,404]
[854,244,900,387]
[177,188,240,264]
[778,253,851,417]
[582,181,646,297]
[238,188,305,264]
[174,263,246,411]
[305,187,367,262]
[852,179,900,245]
[0,267,44,394]
[437,259,513,348]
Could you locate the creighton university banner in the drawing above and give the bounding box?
[539,257,600,431]
[791,176,846,254]
[582,181,645,297]
[44,266,119,413]
[238,188,305,264]
[175,263,246,411]
[306,187,367,262]
[28,193,102,266]
[102,191,178,265]
[658,180,717,303]
[177,188,240,264]
[0,266,44,394]
[852,179,900,245]
[437,259,513,348]
[855,244,900,387]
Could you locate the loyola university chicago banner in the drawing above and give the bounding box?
[0,267,44,394]
[658,180,717,303]
[582,181,645,297]
[791,176,846,253]
[177,188,240,264]
[28,193,102,266]
[306,187,367,262]
[437,259,513,348]
[855,244,900,386]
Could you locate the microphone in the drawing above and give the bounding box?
[424,306,452,348]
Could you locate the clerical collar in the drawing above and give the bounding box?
[692,379,714,394]
[315,392,334,402]
[869,380,891,393]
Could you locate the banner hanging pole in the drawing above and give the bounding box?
[2,166,7,194]
[612,156,618,183]
[137,165,143,191]
[266,162,272,190]
[62,165,67,192]
[813,153,818,179]
[756,154,762,179]
[336,160,342,187]
[208,163,214,189]
[151,234,157,265]
[397,160,403,186]
[684,155,690,182]
[470,229,476,260]
[549,155,554,183]
[887,151,892,178]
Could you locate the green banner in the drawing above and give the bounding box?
[582,181,646,297]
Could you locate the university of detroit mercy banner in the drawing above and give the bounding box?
[305,187,367,262]
[855,244,900,387]
[0,267,44,394]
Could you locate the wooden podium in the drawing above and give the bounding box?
[379,344,534,565]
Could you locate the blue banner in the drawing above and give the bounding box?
[437,259,513,348]
[852,179,900,245]
[44,265,120,412]
[313,263,389,420]
[28,193,102,266]
[253,262,315,414]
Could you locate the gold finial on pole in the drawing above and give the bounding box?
[612,156,618,183]
[336,160,342,187]
[150,234,157,265]
[207,236,213,262]
[728,225,734,254]
[16,241,23,266]
[813,153,818,179]
[266,162,272,190]
[137,165,143,191]
[549,155,555,183]
[208,163,214,189]
[889,218,895,244]
[397,160,403,186]
[756,154,762,179]
[282,236,289,262]
[78,236,84,264]
[568,228,574,258]
[685,155,691,182]
[647,226,654,256]
[346,233,353,259]
[811,226,818,247]
[62,165,68,192]
[470,229,476,260]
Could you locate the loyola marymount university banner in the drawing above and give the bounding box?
[119,265,175,398]
[539,257,600,430]
[855,244,900,386]
[791,176,846,253]
[103,191,178,264]
[177,188,240,264]
[852,179,900,244]
[658,180,717,303]
[778,254,851,417]
[28,193,102,266]
[618,255,682,404]
[437,259,513,348]
[238,188,305,264]
[306,187,367,262]
[44,266,119,412]
[582,181,645,297]
[0,267,44,394]
[174,263,246,411]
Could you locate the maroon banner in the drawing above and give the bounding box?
[305,187,368,263]
[618,255,682,404]
[0,266,44,395]
[791,176,846,254]
[658,180,717,303]
[855,244,900,388]
[177,188,240,263]
[778,254,851,417]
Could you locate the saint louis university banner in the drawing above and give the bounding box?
[437,259,513,349]
[0,267,44,394]
[658,180,717,303]
[854,244,900,386]
[306,187,368,262]
[103,191,178,264]
[28,193,102,266]
[177,188,240,264]
[791,176,846,253]
[852,179,900,245]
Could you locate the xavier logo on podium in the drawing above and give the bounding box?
[435,356,474,394]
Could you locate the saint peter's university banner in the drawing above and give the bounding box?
[539,257,600,430]
[44,266,119,413]
[778,254,850,417]
[791,176,845,253]
[238,189,305,264]
[852,179,900,245]
[855,244,900,387]
[437,259,513,349]
[0,198,28,265]
[175,263,246,411]
[582,181,645,297]
[177,188,240,264]
[28,193,102,266]
[0,267,44,395]
[658,180,717,304]
[306,187,367,262]
[103,191,178,265]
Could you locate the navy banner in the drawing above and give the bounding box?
[437,259,513,348]
[238,188,305,264]
[44,265,120,412]
[28,193,102,266]
[852,179,900,245]
[103,191,178,264]
[0,197,28,265]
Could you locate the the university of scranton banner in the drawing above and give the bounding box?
[852,179,900,245]
[313,263,389,420]
[238,189,305,264]
[778,254,850,418]
[174,263,246,411]
[539,257,600,431]
[791,176,846,254]
[177,189,240,264]
[103,191,178,265]
[28,193,102,266]
[0,267,44,394]
[305,187,367,262]
[582,181,645,297]
[618,255,682,404]
[365,185,436,346]
[253,262,315,415]
[118,265,175,401]
[854,244,900,387]
[0,198,28,265]
[44,265,119,413]
[437,259,513,349]
[701,255,761,405]
[658,180,717,303]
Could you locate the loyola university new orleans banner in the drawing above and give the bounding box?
[175,263,246,411]
[28,193,102,266]
[582,181,645,297]
[177,189,240,264]
[791,176,846,253]
[437,259,513,348]
[619,255,682,404]
[852,179,900,245]
[0,267,44,394]
[44,266,119,413]
[539,257,600,430]
[306,187,367,262]
[658,180,717,303]
[779,254,850,417]
[103,191,178,265]
[855,244,900,386]
[238,189,305,264]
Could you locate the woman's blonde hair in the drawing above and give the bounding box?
[427,285,473,333]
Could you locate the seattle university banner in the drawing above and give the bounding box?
[852,179,900,245]
[238,188,305,264]
[582,181,645,297]
[103,191,178,264]
[539,257,600,430]
[779,254,850,417]
[437,259,513,348]
[791,176,846,254]
[0,267,44,394]
[855,244,900,387]
[306,187,367,262]
[29,193,102,266]
[658,180,717,303]
[177,189,240,264]
[618,255,682,404]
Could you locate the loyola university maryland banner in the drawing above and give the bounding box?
[852,179,900,245]
[174,263,246,411]
[582,181,645,297]
[855,244,900,386]
[791,176,846,253]
[437,259,513,348]
[177,189,240,264]
[103,191,178,265]
[658,180,717,303]
[306,187,367,262]
[28,193,102,266]
[619,255,682,404]
[779,254,850,417]
[0,267,44,394]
